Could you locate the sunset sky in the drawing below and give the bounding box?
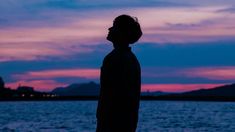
[1,0,235,92]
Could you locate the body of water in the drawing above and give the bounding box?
[0,101,235,132]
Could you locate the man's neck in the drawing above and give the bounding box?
[113,42,129,50]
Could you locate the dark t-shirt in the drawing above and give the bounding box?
[96,47,141,132]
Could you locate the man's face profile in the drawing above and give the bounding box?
[107,21,121,43]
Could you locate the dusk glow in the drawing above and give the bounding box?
[13,69,100,80]
[142,83,225,92]
[1,0,235,92]
[182,67,235,80]
[7,80,66,92]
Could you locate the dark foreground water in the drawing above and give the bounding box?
[0,101,235,132]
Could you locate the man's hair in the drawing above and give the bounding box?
[114,14,142,44]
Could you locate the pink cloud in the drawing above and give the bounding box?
[6,81,225,92]
[182,66,235,80]
[13,68,100,80]
[6,80,67,92]
[0,43,67,62]
[1,6,235,62]
[127,6,235,43]
[142,83,225,92]
[142,66,235,81]
[0,17,109,62]
[8,67,233,92]
[8,68,100,91]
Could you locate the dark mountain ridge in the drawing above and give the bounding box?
[1,75,235,101]
[51,82,235,97]
[179,83,235,97]
[51,81,100,96]
[141,91,171,96]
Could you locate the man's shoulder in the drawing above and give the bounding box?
[103,50,116,61]
[103,50,140,65]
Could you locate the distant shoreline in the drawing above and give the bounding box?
[1,96,235,102]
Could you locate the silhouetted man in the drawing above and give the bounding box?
[0,77,4,90]
[96,15,142,132]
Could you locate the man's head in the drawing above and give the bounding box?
[107,14,142,47]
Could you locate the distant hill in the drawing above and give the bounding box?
[145,83,235,101]
[141,91,171,96]
[178,83,235,97]
[51,82,173,97]
[17,86,34,93]
[51,82,235,100]
[51,81,100,96]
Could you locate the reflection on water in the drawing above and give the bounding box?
[0,101,235,132]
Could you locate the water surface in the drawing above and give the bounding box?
[0,101,234,132]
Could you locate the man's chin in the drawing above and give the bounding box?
[106,36,112,42]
